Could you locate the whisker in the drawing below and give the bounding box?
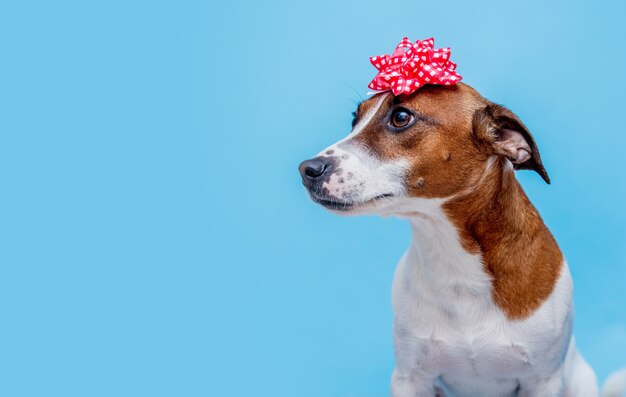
[342,82,364,104]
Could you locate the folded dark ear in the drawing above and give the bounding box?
[472,103,550,184]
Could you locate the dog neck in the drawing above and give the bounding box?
[403,157,563,320]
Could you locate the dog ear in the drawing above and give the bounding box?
[472,103,550,184]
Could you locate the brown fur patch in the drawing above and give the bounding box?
[443,158,563,319]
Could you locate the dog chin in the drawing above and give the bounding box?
[311,193,395,215]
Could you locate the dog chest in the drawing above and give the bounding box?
[392,246,573,379]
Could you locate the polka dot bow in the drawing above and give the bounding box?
[368,37,462,95]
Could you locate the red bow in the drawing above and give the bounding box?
[368,37,462,95]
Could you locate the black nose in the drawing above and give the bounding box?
[299,157,334,188]
[300,158,327,178]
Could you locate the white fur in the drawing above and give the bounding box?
[319,144,408,208]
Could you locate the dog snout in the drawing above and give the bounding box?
[299,156,335,189]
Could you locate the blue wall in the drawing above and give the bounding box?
[1,0,625,396]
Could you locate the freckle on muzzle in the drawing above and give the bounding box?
[298,156,355,211]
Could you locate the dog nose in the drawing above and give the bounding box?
[300,158,327,178]
[299,157,334,188]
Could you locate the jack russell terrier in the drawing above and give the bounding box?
[298,83,626,396]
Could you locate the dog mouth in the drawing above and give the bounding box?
[310,193,394,211]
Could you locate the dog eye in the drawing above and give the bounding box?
[390,108,415,130]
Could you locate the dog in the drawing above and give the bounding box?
[299,83,626,397]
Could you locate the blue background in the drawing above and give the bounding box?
[1,0,625,396]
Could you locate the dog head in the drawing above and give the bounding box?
[299,83,549,216]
